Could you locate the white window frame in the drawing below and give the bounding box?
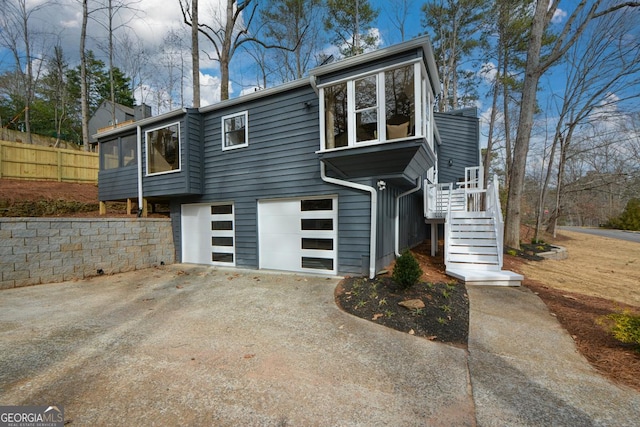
[221,111,249,151]
[145,122,181,177]
[319,60,427,152]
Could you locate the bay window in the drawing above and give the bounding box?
[321,62,432,151]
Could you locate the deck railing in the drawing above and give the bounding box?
[424,166,484,217]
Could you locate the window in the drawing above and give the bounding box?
[146,123,180,175]
[100,134,138,170]
[321,62,427,150]
[101,139,119,170]
[385,65,415,140]
[222,111,248,150]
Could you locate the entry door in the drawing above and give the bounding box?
[258,197,337,274]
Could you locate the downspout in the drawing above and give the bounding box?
[320,162,377,279]
[136,125,143,217]
[395,178,422,257]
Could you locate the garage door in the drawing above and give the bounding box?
[258,197,337,274]
[181,203,235,266]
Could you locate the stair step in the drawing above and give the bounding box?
[450,218,493,225]
[448,253,500,264]
[449,238,497,246]
[448,246,497,255]
[446,268,523,287]
[450,224,494,232]
[450,211,490,218]
[450,231,496,239]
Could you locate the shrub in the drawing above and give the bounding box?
[392,250,423,289]
[599,311,640,350]
[605,198,640,231]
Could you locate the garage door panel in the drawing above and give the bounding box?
[182,203,235,266]
[259,197,337,274]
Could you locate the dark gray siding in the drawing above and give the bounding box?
[98,166,138,200]
[175,85,373,276]
[141,111,202,198]
[435,109,480,185]
[375,182,427,271]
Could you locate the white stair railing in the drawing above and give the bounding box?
[485,174,504,268]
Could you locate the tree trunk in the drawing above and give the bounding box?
[504,0,548,249]
[80,0,90,151]
[191,0,200,108]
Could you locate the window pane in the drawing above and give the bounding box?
[302,238,333,250]
[302,257,333,270]
[385,65,415,140]
[212,252,234,263]
[121,134,137,167]
[101,139,119,170]
[146,124,180,174]
[301,218,333,230]
[324,83,348,149]
[212,221,233,231]
[224,114,246,148]
[301,199,333,211]
[355,75,377,110]
[212,237,234,246]
[211,204,233,215]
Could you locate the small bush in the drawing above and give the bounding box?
[599,311,640,350]
[605,198,640,231]
[392,250,423,289]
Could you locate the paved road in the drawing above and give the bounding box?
[561,226,640,244]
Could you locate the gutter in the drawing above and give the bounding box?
[136,125,143,216]
[395,178,422,257]
[320,162,377,279]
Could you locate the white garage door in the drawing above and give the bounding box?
[181,203,235,266]
[258,197,337,274]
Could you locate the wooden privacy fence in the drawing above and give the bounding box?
[0,140,99,183]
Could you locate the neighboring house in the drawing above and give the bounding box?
[89,101,151,146]
[95,36,521,284]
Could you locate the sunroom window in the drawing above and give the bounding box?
[146,122,180,175]
[321,62,429,150]
[100,134,137,170]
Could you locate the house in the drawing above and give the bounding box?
[89,101,151,146]
[96,36,521,285]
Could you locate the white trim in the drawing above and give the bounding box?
[315,58,421,90]
[145,121,182,176]
[221,110,249,151]
[320,61,430,152]
[320,162,377,279]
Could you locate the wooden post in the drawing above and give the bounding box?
[431,222,438,256]
[99,201,107,215]
[127,199,133,215]
[57,150,62,182]
[0,143,3,178]
[142,198,148,217]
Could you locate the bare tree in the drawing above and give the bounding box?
[0,0,52,144]
[191,0,201,107]
[504,0,640,249]
[180,0,260,101]
[384,0,416,43]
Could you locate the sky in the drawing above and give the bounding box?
[2,0,638,162]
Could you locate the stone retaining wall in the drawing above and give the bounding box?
[0,218,175,289]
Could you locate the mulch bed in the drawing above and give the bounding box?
[335,275,469,348]
[524,279,640,392]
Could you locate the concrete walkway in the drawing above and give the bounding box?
[1,266,639,426]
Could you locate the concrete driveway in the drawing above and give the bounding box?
[0,266,474,426]
[3,265,640,426]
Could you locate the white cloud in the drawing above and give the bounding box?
[478,62,497,84]
[551,8,567,24]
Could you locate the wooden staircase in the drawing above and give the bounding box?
[425,168,523,286]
